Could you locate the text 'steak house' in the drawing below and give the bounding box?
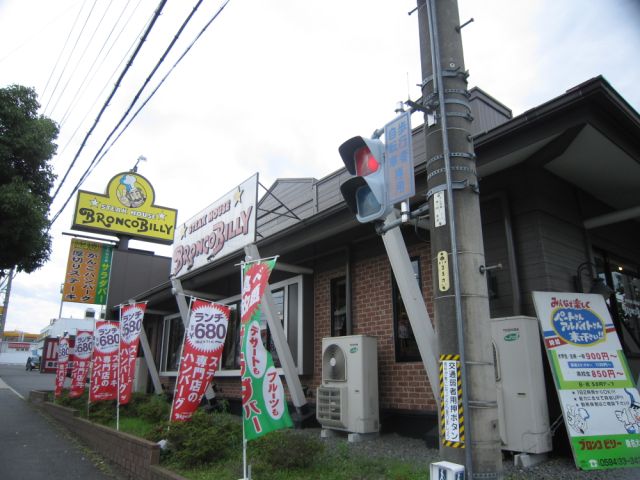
[117,76,640,439]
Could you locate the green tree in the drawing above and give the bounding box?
[0,84,59,273]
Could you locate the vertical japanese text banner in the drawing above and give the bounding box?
[240,258,293,441]
[62,239,113,305]
[118,303,146,405]
[70,330,94,398]
[533,292,640,471]
[89,321,120,402]
[171,299,230,422]
[54,336,70,398]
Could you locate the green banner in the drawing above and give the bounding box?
[240,258,293,441]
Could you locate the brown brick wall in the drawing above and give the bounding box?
[310,242,437,412]
[35,399,185,480]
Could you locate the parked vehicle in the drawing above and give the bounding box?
[25,356,41,371]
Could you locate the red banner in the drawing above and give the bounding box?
[170,299,230,422]
[54,337,70,398]
[89,321,120,402]
[118,303,146,405]
[69,330,94,398]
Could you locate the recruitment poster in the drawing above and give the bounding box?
[533,291,640,470]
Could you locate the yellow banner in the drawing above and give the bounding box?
[62,239,113,305]
[72,172,177,244]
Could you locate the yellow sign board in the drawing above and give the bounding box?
[72,172,177,244]
[62,239,113,305]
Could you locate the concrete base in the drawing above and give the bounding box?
[320,428,378,443]
[514,452,548,468]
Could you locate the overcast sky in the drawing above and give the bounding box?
[1,0,639,334]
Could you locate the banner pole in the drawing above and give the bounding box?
[116,304,123,431]
[169,296,194,422]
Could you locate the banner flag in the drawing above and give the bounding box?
[69,330,94,398]
[118,303,147,405]
[89,321,120,402]
[171,299,230,422]
[54,336,70,398]
[240,258,293,441]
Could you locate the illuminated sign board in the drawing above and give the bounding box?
[72,172,177,244]
[172,174,258,278]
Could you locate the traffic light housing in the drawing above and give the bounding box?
[339,136,391,223]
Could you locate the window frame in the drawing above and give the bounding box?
[159,275,306,377]
[392,256,423,363]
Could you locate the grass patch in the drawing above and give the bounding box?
[53,391,432,480]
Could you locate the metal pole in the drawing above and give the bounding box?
[0,268,14,337]
[416,0,502,477]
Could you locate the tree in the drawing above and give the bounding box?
[0,84,59,274]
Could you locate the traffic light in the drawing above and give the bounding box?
[338,136,391,223]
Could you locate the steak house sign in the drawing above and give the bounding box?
[172,174,258,278]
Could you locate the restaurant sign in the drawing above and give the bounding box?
[172,174,258,278]
[72,172,177,244]
[62,239,113,305]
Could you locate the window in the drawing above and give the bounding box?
[331,277,347,337]
[161,275,311,376]
[160,314,184,374]
[392,258,422,362]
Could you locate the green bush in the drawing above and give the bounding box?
[250,430,324,474]
[164,410,242,468]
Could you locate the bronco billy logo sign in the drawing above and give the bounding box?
[172,174,258,278]
[72,172,177,244]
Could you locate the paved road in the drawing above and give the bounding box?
[0,365,123,480]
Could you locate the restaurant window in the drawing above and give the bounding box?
[392,258,421,362]
[160,275,310,376]
[160,313,184,374]
[331,277,347,337]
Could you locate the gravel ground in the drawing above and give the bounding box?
[293,428,640,480]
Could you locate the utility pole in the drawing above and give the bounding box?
[0,268,14,338]
[416,0,503,478]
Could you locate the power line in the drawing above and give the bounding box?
[43,0,99,114]
[48,0,115,119]
[49,0,169,209]
[59,0,138,126]
[51,0,233,227]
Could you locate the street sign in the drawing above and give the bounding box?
[384,111,415,205]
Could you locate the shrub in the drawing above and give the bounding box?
[250,430,324,473]
[164,410,242,468]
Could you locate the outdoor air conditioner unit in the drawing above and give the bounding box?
[491,316,552,455]
[316,335,379,434]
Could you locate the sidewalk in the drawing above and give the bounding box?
[0,375,122,480]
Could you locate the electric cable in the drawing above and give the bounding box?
[40,1,86,100]
[50,0,232,227]
[77,0,233,188]
[49,0,168,209]
[44,0,99,114]
[48,0,115,119]
[59,0,138,126]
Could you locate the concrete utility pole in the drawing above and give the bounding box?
[0,269,14,338]
[416,0,503,478]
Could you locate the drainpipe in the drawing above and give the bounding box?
[345,246,353,335]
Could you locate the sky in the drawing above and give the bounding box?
[0,0,639,334]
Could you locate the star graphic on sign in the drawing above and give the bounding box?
[90,198,99,207]
[179,223,188,240]
[234,186,244,206]
[158,212,165,220]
